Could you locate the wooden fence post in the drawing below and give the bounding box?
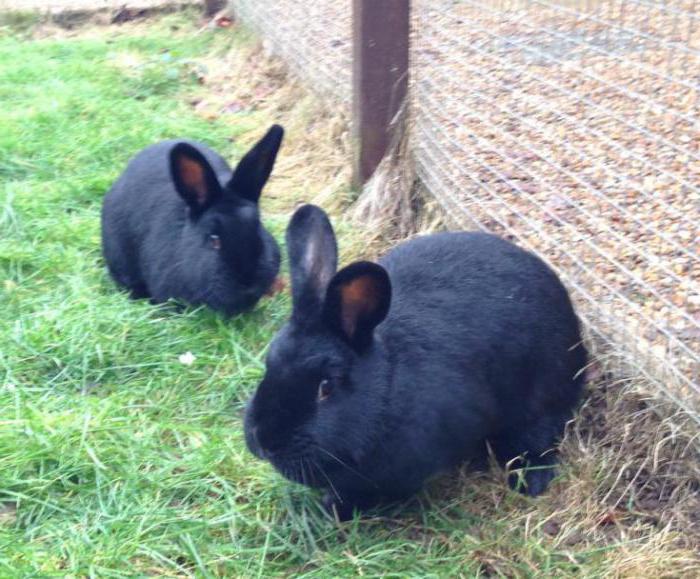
[352,0,410,187]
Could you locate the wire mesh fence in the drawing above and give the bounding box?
[412,0,700,417]
[229,0,352,110]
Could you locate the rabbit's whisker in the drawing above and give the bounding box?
[315,445,373,484]
[312,458,342,503]
[299,456,310,487]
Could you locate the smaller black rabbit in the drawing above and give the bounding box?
[101,125,284,316]
[245,205,587,520]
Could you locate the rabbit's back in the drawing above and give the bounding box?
[380,231,578,340]
[377,231,584,434]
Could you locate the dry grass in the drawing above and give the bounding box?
[190,34,352,211]
[417,365,700,576]
[561,372,699,555]
[352,101,415,233]
[351,101,451,262]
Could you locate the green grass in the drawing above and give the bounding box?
[1,13,695,578]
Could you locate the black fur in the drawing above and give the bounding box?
[101,125,283,316]
[245,205,587,519]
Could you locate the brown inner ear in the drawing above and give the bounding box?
[179,156,208,205]
[340,276,381,339]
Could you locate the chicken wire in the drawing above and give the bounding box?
[228,0,352,110]
[231,0,699,418]
[413,0,700,418]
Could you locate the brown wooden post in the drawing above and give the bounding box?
[353,0,410,186]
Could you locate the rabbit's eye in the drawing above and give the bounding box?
[209,234,221,250]
[318,379,332,402]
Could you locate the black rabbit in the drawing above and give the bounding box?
[101,125,284,316]
[244,204,587,519]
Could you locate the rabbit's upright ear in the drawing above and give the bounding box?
[286,204,338,320]
[170,143,223,214]
[323,261,391,351]
[228,125,284,203]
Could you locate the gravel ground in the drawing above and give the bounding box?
[412,0,699,410]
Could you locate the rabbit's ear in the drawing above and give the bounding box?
[286,204,338,319]
[323,261,391,351]
[170,143,223,213]
[228,125,284,203]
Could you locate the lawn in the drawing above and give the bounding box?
[0,10,697,578]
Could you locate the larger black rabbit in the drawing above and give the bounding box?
[245,204,587,519]
[101,125,284,316]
